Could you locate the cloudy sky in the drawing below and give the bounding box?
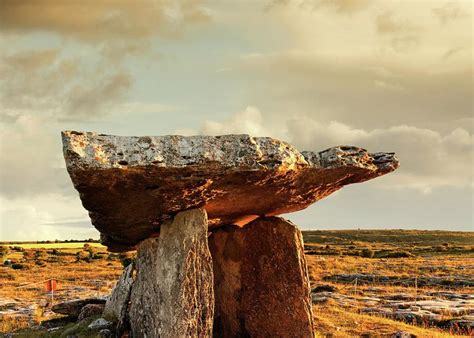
[0,0,472,241]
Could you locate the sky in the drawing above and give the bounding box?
[0,0,472,241]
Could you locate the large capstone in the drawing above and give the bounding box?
[128,208,214,337]
[209,217,314,337]
[62,131,399,251]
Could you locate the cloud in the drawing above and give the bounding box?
[0,0,211,120]
[0,49,132,118]
[269,0,372,13]
[0,0,210,43]
[374,11,421,53]
[432,2,470,24]
[0,114,71,198]
[375,11,418,35]
[66,72,132,117]
[196,107,473,192]
[0,195,96,241]
[287,118,473,191]
[200,106,269,136]
[238,51,472,131]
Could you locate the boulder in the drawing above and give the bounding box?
[51,298,106,317]
[128,208,214,337]
[78,303,105,321]
[209,216,314,337]
[62,131,399,251]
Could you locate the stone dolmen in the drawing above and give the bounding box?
[62,131,399,337]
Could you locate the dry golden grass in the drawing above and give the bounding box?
[0,244,124,334]
[1,231,473,336]
[312,303,466,337]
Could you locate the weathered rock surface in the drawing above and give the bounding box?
[51,298,106,317]
[62,131,399,251]
[102,263,134,329]
[78,303,105,321]
[323,273,474,288]
[209,216,314,337]
[311,288,474,334]
[128,208,214,337]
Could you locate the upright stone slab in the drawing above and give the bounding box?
[129,208,214,337]
[103,262,134,331]
[209,217,314,337]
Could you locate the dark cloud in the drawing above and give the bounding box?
[0,0,210,42]
[66,72,132,117]
[0,0,210,120]
[0,49,132,118]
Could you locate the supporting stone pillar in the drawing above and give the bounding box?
[129,208,214,337]
[209,216,314,338]
[103,262,134,332]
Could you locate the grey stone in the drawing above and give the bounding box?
[88,318,112,330]
[128,208,214,337]
[102,262,134,327]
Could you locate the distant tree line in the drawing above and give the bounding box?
[0,238,99,244]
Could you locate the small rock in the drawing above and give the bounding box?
[391,330,416,338]
[88,318,112,330]
[312,284,337,293]
[312,296,329,303]
[99,328,113,337]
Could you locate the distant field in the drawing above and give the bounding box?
[302,229,474,245]
[0,242,105,249]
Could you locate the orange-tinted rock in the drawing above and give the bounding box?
[209,216,314,337]
[61,131,399,251]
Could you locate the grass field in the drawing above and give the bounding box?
[1,230,472,337]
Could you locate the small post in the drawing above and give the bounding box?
[354,278,358,295]
[45,279,57,306]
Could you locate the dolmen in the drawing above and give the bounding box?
[62,131,399,337]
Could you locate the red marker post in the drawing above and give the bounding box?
[45,279,58,304]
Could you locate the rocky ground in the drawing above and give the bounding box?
[311,287,473,333]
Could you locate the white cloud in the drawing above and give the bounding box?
[0,194,95,241]
[200,106,270,136]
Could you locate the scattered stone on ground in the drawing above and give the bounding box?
[312,284,337,293]
[78,303,105,321]
[51,297,106,317]
[311,288,474,333]
[87,318,112,330]
[323,273,474,288]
